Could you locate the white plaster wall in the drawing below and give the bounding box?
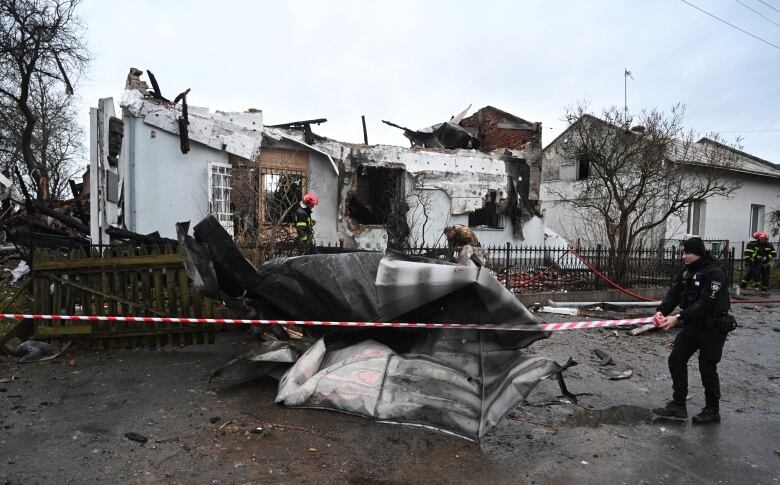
[352,145,508,215]
[405,187,545,247]
[664,172,780,254]
[358,145,507,175]
[127,117,228,238]
[307,151,340,245]
[407,188,452,247]
[700,174,779,241]
[351,145,545,247]
[474,216,544,247]
[545,171,780,251]
[539,180,606,244]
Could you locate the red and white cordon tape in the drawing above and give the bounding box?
[0,313,654,333]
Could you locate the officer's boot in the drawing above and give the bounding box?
[652,401,687,419]
[759,285,769,294]
[692,407,720,425]
[739,280,748,289]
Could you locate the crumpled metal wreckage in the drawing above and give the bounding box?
[179,216,574,440]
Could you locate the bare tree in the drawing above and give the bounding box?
[1,74,83,199]
[548,103,742,282]
[0,0,89,200]
[768,204,780,239]
[382,174,410,250]
[405,176,438,247]
[229,150,308,263]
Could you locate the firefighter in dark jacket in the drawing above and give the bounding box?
[652,237,732,425]
[740,231,776,292]
[295,193,318,252]
[443,224,482,265]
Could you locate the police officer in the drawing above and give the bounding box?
[295,193,318,253]
[652,237,731,425]
[741,231,776,293]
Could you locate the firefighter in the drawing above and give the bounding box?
[741,231,776,292]
[652,237,733,425]
[443,224,482,265]
[295,193,318,253]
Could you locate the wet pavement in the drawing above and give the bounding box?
[0,302,778,484]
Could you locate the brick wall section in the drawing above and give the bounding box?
[460,106,542,200]
[460,106,541,152]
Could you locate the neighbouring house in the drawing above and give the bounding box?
[540,115,780,255]
[89,70,546,250]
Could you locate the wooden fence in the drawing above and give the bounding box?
[30,245,217,348]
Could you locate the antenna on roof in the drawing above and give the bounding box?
[624,68,633,127]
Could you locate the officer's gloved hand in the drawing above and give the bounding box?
[652,312,666,327]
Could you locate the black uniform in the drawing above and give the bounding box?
[294,203,314,251]
[657,254,731,410]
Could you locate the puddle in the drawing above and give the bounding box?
[564,405,653,427]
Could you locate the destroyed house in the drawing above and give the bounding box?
[90,70,545,249]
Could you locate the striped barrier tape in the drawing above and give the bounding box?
[0,313,655,333]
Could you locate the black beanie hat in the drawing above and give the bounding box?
[682,237,707,256]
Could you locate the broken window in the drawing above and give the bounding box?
[577,157,590,180]
[347,166,409,248]
[208,162,233,236]
[468,190,505,229]
[260,168,306,225]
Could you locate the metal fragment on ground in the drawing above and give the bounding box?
[605,368,633,380]
[593,348,614,366]
[124,432,148,444]
[15,340,70,363]
[629,323,657,336]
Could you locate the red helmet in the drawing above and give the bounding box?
[758,231,769,241]
[753,231,763,239]
[302,193,319,207]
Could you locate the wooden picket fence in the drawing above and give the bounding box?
[30,245,217,348]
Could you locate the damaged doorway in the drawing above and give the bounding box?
[347,166,409,249]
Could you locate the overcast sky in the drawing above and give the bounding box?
[76,0,780,164]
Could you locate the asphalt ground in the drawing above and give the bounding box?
[0,301,778,484]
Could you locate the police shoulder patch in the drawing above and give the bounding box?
[710,281,722,298]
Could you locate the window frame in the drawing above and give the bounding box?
[259,167,307,225]
[208,161,233,236]
[749,204,765,234]
[576,158,590,180]
[686,200,705,236]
